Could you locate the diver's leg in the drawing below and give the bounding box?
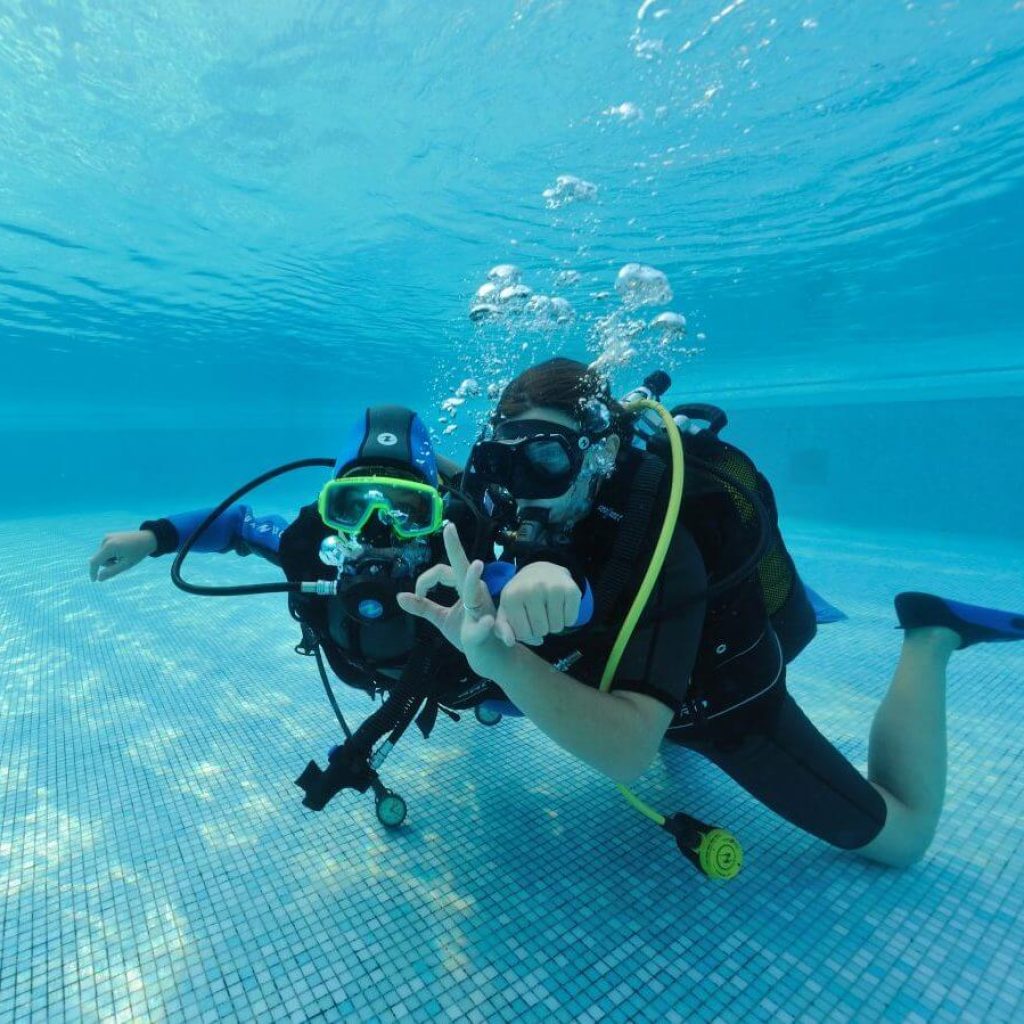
[853,626,959,867]
[664,688,891,855]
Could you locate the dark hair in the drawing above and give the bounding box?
[494,357,628,435]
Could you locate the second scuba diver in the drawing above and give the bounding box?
[88,405,542,826]
[397,357,1024,870]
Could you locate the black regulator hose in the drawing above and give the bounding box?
[170,458,334,597]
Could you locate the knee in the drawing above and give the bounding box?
[849,792,938,868]
[856,839,930,869]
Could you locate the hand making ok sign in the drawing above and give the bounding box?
[396,522,510,676]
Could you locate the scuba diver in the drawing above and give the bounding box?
[396,357,1024,871]
[88,405,535,827]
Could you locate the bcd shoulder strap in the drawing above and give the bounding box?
[592,453,667,626]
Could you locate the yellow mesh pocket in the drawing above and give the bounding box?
[712,446,794,616]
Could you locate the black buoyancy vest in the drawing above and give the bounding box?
[278,499,493,706]
[551,428,815,693]
[278,503,388,695]
[660,427,816,665]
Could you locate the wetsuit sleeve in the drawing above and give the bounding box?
[606,521,707,715]
[139,505,288,565]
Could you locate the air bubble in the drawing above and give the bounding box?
[542,175,599,209]
[498,283,533,309]
[615,263,673,308]
[602,102,643,122]
[650,311,688,344]
[487,264,521,286]
[469,303,502,323]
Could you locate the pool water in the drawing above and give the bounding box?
[1,3,1022,1022]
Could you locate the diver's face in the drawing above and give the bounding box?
[503,405,620,526]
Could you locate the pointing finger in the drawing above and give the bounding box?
[462,560,496,619]
[442,521,471,584]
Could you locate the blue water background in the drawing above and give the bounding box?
[1,1,1022,535]
[2,9,1024,1023]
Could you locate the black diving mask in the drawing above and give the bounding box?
[467,420,598,500]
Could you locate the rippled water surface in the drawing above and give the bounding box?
[2,1,1022,437]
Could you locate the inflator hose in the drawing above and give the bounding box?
[601,399,743,880]
[170,458,335,597]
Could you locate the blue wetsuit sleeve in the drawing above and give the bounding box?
[139,506,288,563]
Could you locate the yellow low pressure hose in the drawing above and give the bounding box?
[599,399,742,880]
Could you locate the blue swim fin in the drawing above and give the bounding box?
[894,592,1024,649]
[804,584,848,624]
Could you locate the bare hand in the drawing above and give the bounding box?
[493,561,582,647]
[89,530,157,582]
[397,523,508,674]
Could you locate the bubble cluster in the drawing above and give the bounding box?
[468,264,576,331]
[447,261,585,437]
[632,36,664,61]
[446,251,705,445]
[589,312,645,372]
[586,264,704,373]
[615,263,674,308]
[542,174,599,209]
[525,294,575,327]
[602,101,643,122]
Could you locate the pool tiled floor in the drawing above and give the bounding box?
[0,514,1021,1023]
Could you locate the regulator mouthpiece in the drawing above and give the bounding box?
[319,534,365,568]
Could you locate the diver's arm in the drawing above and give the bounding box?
[140,505,288,566]
[471,520,705,783]
[400,523,666,785]
[468,642,659,786]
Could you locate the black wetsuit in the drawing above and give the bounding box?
[526,447,887,851]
